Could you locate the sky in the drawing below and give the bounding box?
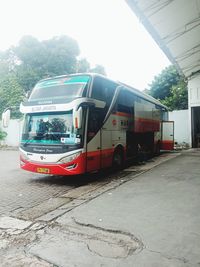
[0,0,170,90]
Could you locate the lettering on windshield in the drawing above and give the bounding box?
[33,148,53,153]
[31,105,57,112]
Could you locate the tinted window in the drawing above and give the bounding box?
[91,77,103,101]
[87,108,105,142]
[29,75,90,103]
[91,77,117,107]
[116,89,135,114]
[102,79,117,107]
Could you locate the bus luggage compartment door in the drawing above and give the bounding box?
[161,121,174,150]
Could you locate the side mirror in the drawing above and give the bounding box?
[76,98,106,110]
[25,90,32,99]
[2,109,11,128]
[73,107,82,129]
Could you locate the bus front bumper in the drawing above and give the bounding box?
[20,154,86,176]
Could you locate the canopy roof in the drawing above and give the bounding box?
[126,0,200,79]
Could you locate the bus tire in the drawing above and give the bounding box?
[112,147,124,170]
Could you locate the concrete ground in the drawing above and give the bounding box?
[0,149,129,217]
[0,149,200,266]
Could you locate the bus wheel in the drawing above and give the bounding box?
[112,148,124,170]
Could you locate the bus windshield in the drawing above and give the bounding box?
[29,75,90,103]
[21,111,82,146]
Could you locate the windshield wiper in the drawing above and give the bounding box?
[22,138,34,147]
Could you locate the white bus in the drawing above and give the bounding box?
[2,73,174,175]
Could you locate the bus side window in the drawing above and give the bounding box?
[91,77,117,108]
[91,77,104,101]
[116,90,126,112]
[102,80,117,108]
[116,90,134,115]
[82,82,89,97]
[87,109,101,141]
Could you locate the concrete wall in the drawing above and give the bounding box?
[169,110,189,145]
[0,119,23,147]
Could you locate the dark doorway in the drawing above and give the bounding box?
[191,107,200,147]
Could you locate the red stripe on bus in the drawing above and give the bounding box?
[135,118,160,132]
[112,113,160,132]
[86,148,114,171]
[113,111,132,118]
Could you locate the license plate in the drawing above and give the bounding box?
[37,167,50,174]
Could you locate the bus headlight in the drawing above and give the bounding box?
[59,152,81,164]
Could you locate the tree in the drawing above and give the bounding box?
[146,65,188,110]
[0,72,24,118]
[13,35,80,90]
[90,64,106,76]
[0,59,10,76]
[147,65,181,100]
[76,58,90,73]
[0,128,7,142]
[42,35,80,75]
[9,35,106,89]
[16,65,42,93]
[161,80,188,110]
[14,36,47,70]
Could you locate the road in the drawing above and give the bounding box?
[3,149,198,266]
[0,150,76,216]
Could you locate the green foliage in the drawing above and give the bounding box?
[15,35,47,69]
[16,65,42,93]
[161,80,188,110]
[77,58,90,73]
[90,64,106,75]
[0,128,7,141]
[0,72,24,118]
[42,35,80,75]
[0,60,10,76]
[147,65,188,110]
[147,65,181,100]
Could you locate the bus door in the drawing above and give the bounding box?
[101,128,113,168]
[86,108,102,172]
[161,121,174,150]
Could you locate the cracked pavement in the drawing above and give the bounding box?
[0,149,200,266]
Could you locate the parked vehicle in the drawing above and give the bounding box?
[2,73,174,175]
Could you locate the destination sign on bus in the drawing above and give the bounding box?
[35,75,90,89]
